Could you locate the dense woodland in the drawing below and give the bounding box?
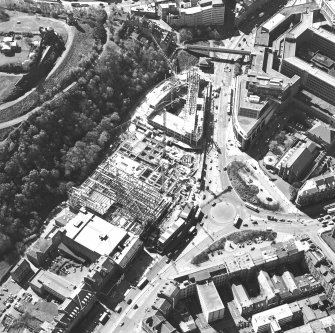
[0,8,169,257]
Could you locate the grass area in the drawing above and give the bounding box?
[227,160,280,211]
[176,50,198,72]
[0,74,22,103]
[0,14,68,42]
[0,23,95,122]
[321,230,335,253]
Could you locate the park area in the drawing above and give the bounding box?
[0,13,68,41]
[227,160,280,211]
[0,12,69,103]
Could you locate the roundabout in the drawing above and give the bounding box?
[210,201,236,224]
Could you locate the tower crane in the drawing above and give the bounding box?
[149,32,180,194]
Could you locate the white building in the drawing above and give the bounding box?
[197,281,225,323]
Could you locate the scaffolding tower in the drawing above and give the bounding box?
[68,158,167,227]
[185,69,200,116]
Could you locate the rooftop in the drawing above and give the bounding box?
[197,281,225,313]
[252,304,293,327]
[284,57,335,88]
[232,284,253,308]
[31,269,76,297]
[308,122,335,145]
[258,270,277,299]
[298,172,335,197]
[64,211,128,257]
[262,13,287,32]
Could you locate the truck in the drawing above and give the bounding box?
[99,312,109,325]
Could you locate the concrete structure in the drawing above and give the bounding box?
[232,72,300,150]
[282,56,335,106]
[286,314,335,333]
[10,258,33,284]
[61,210,142,266]
[148,69,207,148]
[296,172,335,206]
[157,203,196,253]
[235,0,272,26]
[53,283,96,333]
[173,240,305,301]
[320,0,335,26]
[84,255,120,290]
[166,0,225,27]
[258,270,280,307]
[30,269,76,301]
[251,304,295,333]
[232,283,253,315]
[197,281,225,323]
[27,237,60,267]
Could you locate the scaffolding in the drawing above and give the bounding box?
[185,68,200,116]
[68,158,167,227]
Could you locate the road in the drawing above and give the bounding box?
[100,26,335,333]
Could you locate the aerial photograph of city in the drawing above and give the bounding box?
[1,0,335,332]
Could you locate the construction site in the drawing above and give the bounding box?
[148,68,210,148]
[68,120,202,241]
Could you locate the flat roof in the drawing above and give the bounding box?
[252,304,292,326]
[233,284,253,307]
[152,112,193,136]
[197,281,225,312]
[182,6,202,14]
[64,212,128,257]
[262,13,286,32]
[31,270,76,296]
[284,57,335,87]
[310,26,335,46]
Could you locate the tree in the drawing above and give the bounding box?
[179,28,193,43]
[289,185,298,202]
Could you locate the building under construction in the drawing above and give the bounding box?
[148,69,210,148]
[68,128,198,237]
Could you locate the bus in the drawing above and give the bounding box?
[233,215,242,228]
[245,202,259,212]
[137,277,149,290]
